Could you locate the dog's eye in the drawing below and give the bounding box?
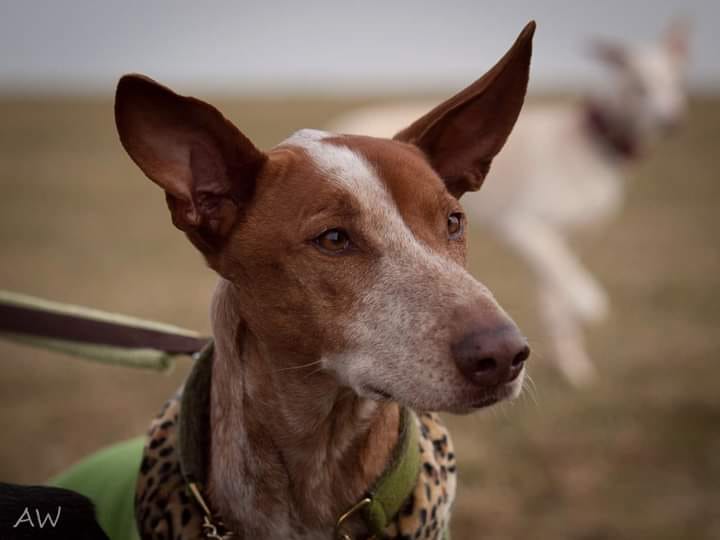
[314,228,351,254]
[448,212,464,239]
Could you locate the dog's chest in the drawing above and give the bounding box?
[135,393,456,540]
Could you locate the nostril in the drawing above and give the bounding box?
[512,345,530,367]
[476,357,497,373]
[452,327,528,385]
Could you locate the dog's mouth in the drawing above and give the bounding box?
[361,375,521,411]
[364,385,393,401]
[470,376,523,408]
[470,394,502,409]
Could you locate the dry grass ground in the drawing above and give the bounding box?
[0,95,718,539]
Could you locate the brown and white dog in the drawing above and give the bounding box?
[115,22,534,539]
[327,20,690,386]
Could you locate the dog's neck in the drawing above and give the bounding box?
[206,278,400,537]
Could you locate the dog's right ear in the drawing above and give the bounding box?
[394,21,535,199]
[115,75,266,252]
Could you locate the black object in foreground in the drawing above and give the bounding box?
[0,482,109,540]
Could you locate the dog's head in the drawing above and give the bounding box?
[590,18,690,143]
[115,23,535,414]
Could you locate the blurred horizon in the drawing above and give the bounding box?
[1,0,719,98]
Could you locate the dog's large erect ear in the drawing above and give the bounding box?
[115,75,266,251]
[394,21,535,199]
[663,17,691,65]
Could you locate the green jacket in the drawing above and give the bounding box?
[52,437,144,540]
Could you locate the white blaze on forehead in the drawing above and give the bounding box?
[281,128,395,216]
[281,128,330,146]
[279,128,479,282]
[281,128,448,267]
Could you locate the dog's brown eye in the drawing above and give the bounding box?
[448,212,464,239]
[314,228,351,254]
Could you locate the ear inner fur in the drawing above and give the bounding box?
[394,21,535,198]
[114,74,266,252]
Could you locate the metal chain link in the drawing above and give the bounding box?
[202,515,235,540]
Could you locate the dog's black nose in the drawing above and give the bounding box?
[452,325,529,387]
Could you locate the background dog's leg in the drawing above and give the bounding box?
[495,216,607,385]
[496,215,609,323]
[538,285,597,386]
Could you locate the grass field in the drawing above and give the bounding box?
[1,95,718,540]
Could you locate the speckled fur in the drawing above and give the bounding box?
[136,391,456,540]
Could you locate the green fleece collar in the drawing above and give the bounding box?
[360,406,421,537]
[178,342,421,539]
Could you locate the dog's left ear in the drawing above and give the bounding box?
[394,21,535,199]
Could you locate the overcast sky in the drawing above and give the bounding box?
[1,0,718,96]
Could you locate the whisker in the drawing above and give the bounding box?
[302,366,327,380]
[274,359,324,373]
[523,374,540,409]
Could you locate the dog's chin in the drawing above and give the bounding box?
[463,368,526,411]
[449,381,519,415]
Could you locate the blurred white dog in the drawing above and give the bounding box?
[326,21,690,386]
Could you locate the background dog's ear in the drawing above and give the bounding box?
[394,21,535,199]
[115,75,266,252]
[663,17,691,65]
